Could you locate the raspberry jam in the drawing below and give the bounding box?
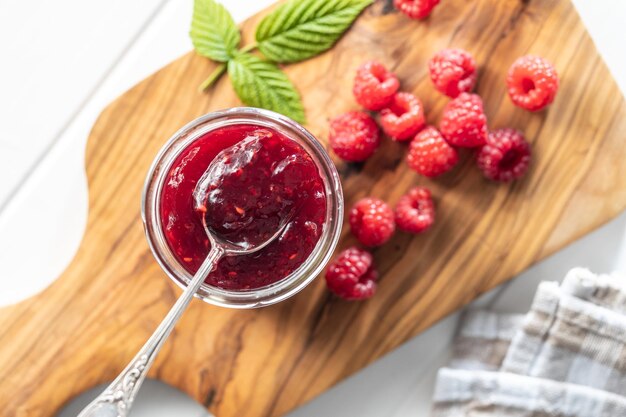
[159,124,327,290]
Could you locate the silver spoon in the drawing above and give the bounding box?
[78,134,289,417]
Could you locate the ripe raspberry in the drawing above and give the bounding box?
[394,0,441,19]
[440,93,487,148]
[407,126,459,177]
[350,197,396,247]
[395,187,435,234]
[325,247,378,301]
[477,128,531,182]
[380,92,426,141]
[329,111,380,162]
[507,55,559,112]
[429,48,477,98]
[353,61,400,111]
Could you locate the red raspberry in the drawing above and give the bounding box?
[394,0,440,19]
[329,111,380,162]
[353,61,400,111]
[507,55,559,112]
[325,247,378,301]
[440,93,487,148]
[477,128,531,182]
[429,48,477,98]
[350,197,396,247]
[380,92,426,141]
[395,187,435,234]
[407,126,459,177]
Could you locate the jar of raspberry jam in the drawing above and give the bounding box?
[142,108,343,308]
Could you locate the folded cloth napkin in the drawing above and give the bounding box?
[432,369,626,417]
[449,309,523,372]
[431,268,626,417]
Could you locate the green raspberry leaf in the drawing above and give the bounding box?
[190,0,240,62]
[228,53,306,123]
[256,0,373,63]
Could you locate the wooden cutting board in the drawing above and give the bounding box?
[2,0,626,416]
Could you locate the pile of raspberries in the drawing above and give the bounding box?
[325,48,559,301]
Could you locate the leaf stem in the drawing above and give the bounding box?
[198,44,258,92]
[199,63,227,91]
[198,42,257,91]
[240,43,257,53]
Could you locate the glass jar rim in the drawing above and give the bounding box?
[141,107,343,309]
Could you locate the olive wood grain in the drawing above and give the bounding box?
[2,0,626,416]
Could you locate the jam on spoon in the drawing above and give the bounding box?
[194,130,298,251]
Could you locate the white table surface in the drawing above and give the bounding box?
[1,0,625,416]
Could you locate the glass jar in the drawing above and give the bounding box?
[141,107,343,309]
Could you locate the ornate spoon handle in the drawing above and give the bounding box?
[77,246,225,417]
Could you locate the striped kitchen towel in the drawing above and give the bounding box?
[432,368,626,417]
[448,309,524,372]
[431,268,626,417]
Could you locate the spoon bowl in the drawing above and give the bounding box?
[192,130,293,256]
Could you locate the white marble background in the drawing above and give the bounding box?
[0,0,625,416]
